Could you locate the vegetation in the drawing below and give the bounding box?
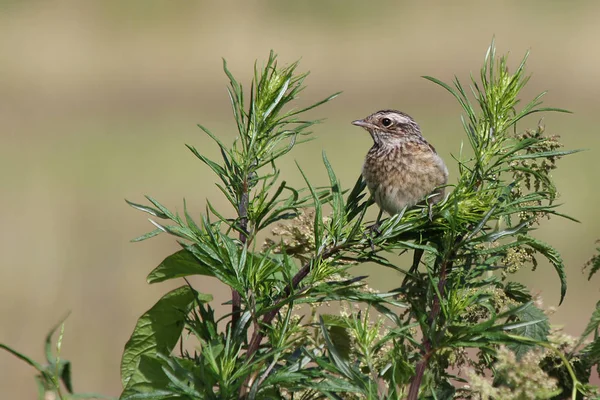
[3,41,600,400]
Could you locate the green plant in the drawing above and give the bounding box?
[120,44,598,400]
[0,315,114,400]
[5,42,599,400]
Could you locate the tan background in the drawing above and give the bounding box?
[1,1,599,398]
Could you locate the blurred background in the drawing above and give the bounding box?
[1,1,599,397]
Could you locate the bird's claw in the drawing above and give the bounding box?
[364,222,381,252]
[366,222,381,235]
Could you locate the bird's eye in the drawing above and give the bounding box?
[381,118,392,127]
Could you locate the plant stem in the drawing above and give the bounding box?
[407,348,431,400]
[233,181,249,329]
[407,256,452,400]
[246,246,340,355]
[239,246,342,398]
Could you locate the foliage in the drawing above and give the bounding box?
[0,315,115,400]
[119,44,594,400]
[3,43,599,400]
[583,241,600,281]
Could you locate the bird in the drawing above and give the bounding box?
[352,110,448,219]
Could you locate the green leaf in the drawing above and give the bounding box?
[521,235,567,304]
[0,343,45,372]
[144,196,177,221]
[44,313,70,365]
[577,301,600,348]
[130,229,163,243]
[504,281,532,303]
[147,220,197,243]
[147,248,215,284]
[70,393,117,399]
[321,315,353,362]
[307,374,364,394]
[322,151,344,235]
[285,91,341,117]
[120,355,176,400]
[585,246,600,281]
[319,316,355,380]
[328,326,352,362]
[121,286,196,388]
[182,199,203,237]
[422,75,475,121]
[581,336,600,365]
[509,148,583,160]
[297,162,323,251]
[424,379,456,400]
[125,199,169,219]
[59,360,73,393]
[186,145,228,181]
[196,124,232,159]
[507,302,549,359]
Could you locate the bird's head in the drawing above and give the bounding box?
[352,110,422,146]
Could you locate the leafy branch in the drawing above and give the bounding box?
[118,44,590,400]
[3,42,598,400]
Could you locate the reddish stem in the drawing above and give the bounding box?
[406,256,451,400]
[239,247,340,398]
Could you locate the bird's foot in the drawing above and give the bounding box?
[364,222,382,252]
[366,221,381,235]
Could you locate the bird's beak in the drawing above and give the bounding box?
[351,119,374,129]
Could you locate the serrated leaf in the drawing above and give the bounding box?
[581,336,600,365]
[121,286,195,388]
[585,246,600,281]
[521,235,567,304]
[507,303,549,359]
[327,324,352,362]
[504,281,532,303]
[577,300,600,348]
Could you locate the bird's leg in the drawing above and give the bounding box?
[369,209,384,234]
[428,201,434,221]
[365,209,384,251]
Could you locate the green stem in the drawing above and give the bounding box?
[539,342,583,400]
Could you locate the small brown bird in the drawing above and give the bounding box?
[352,110,448,218]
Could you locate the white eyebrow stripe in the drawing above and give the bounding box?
[391,115,411,124]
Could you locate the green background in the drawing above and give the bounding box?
[1,1,599,397]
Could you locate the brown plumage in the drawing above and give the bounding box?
[352,110,448,216]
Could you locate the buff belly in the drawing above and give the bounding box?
[362,151,448,215]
